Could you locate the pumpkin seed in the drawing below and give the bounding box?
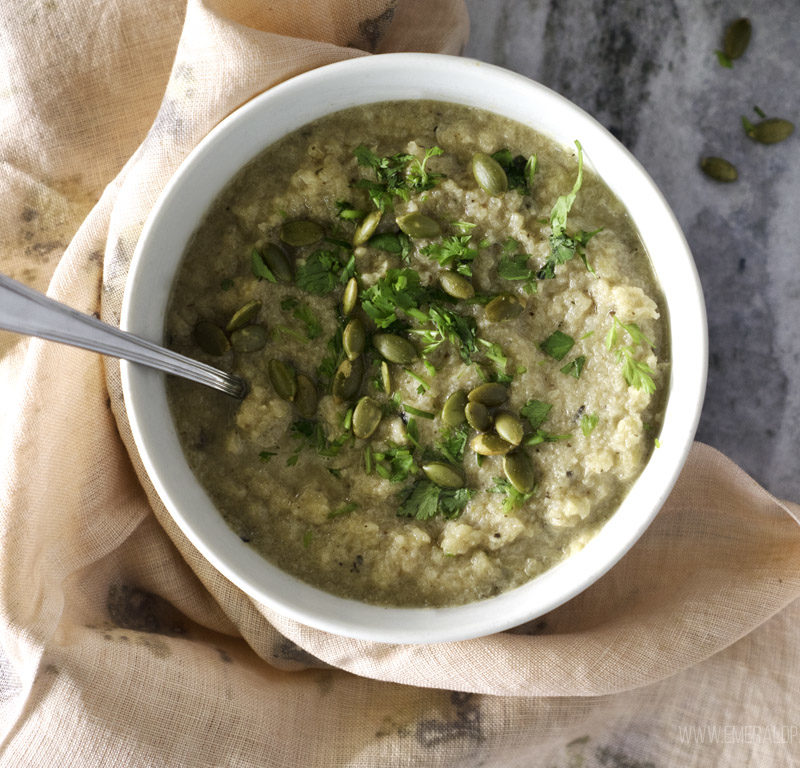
[280,220,324,247]
[332,356,364,403]
[194,321,230,356]
[723,17,751,60]
[226,299,262,332]
[468,382,509,407]
[746,118,795,145]
[230,324,267,352]
[494,411,524,446]
[352,210,381,246]
[422,462,465,489]
[472,152,509,196]
[485,293,523,322]
[268,359,297,402]
[503,451,535,494]
[342,276,359,316]
[396,211,441,239]
[471,433,513,456]
[294,374,318,419]
[441,389,468,427]
[343,318,366,360]
[439,271,475,300]
[262,242,293,282]
[464,401,491,431]
[699,156,738,182]
[380,361,392,395]
[373,333,417,364]
[352,396,383,439]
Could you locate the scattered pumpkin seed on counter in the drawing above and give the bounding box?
[165,100,669,608]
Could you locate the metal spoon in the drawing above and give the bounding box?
[0,273,247,399]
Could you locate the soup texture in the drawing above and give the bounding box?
[165,100,669,607]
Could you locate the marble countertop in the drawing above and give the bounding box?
[465,0,800,501]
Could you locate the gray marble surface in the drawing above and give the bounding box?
[464,0,800,501]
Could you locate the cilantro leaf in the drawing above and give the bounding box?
[406,146,445,192]
[421,235,478,276]
[397,479,474,520]
[581,413,599,436]
[605,316,657,393]
[497,239,537,293]
[251,249,277,282]
[410,304,478,364]
[540,330,575,361]
[373,443,418,483]
[360,268,430,328]
[296,249,352,295]
[436,423,471,465]
[488,477,536,513]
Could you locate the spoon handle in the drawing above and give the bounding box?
[0,273,247,399]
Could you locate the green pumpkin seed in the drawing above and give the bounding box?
[194,321,230,356]
[352,396,383,439]
[396,211,441,239]
[343,318,366,360]
[439,271,475,300]
[373,333,417,364]
[294,374,318,419]
[699,156,738,182]
[230,324,267,352]
[472,152,509,196]
[342,277,359,316]
[262,242,293,282]
[494,411,524,446]
[468,382,509,407]
[723,17,751,60]
[353,210,381,246]
[280,220,324,247]
[465,401,491,431]
[268,359,297,402]
[226,299,262,332]
[746,118,795,145]
[503,451,535,494]
[485,293,523,322]
[471,433,513,456]
[380,360,392,395]
[441,389,468,427]
[332,356,364,403]
[422,462,465,489]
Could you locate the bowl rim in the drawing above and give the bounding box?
[120,52,707,645]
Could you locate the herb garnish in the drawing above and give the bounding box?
[421,235,478,276]
[296,248,355,295]
[327,501,358,519]
[360,268,430,328]
[491,149,537,194]
[251,249,278,282]
[372,443,417,482]
[540,330,575,361]
[581,413,599,436]
[497,238,538,293]
[488,477,536,513]
[605,316,657,393]
[538,141,601,279]
[560,355,586,379]
[258,450,277,463]
[397,479,474,520]
[436,423,471,465]
[520,399,572,445]
[410,304,478,364]
[280,296,323,339]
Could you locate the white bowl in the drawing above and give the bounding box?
[121,53,707,644]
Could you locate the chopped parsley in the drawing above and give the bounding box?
[605,316,657,393]
[296,248,354,295]
[488,477,536,513]
[251,249,278,282]
[397,479,474,520]
[421,235,478,276]
[435,423,471,465]
[258,450,277,463]
[289,418,351,462]
[327,501,358,519]
[410,304,478,364]
[281,296,322,339]
[372,443,417,482]
[491,149,537,194]
[540,330,575,361]
[353,145,443,212]
[335,200,365,221]
[581,412,599,436]
[360,268,430,328]
[560,355,586,378]
[497,239,538,293]
[520,399,552,430]
[368,231,412,260]
[538,141,601,279]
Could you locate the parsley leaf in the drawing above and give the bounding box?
[368,231,412,260]
[421,235,478,276]
[488,477,536,513]
[360,268,431,328]
[497,239,537,293]
[540,330,575,361]
[605,316,657,393]
[251,249,278,282]
[436,423,471,465]
[520,400,552,430]
[410,304,478,364]
[296,249,353,295]
[491,149,537,194]
[405,146,445,192]
[560,355,586,378]
[397,479,474,520]
[581,413,599,436]
[372,443,418,483]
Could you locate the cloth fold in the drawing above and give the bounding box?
[1,1,798,765]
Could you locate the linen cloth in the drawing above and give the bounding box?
[1,0,799,765]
